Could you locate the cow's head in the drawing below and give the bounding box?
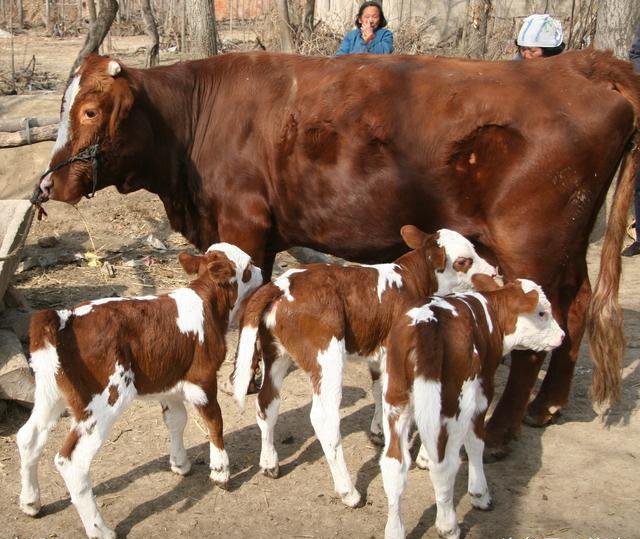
[472,274,565,355]
[36,55,143,205]
[400,225,496,295]
[179,243,263,325]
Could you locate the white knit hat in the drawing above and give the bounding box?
[517,14,563,48]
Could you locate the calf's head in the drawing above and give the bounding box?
[179,243,262,324]
[472,274,565,355]
[37,55,145,205]
[400,225,496,295]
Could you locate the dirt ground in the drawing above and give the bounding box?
[1,32,639,539]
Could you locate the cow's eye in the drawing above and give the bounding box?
[84,109,97,119]
[538,311,546,318]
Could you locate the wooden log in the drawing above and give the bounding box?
[0,124,58,148]
[0,329,34,407]
[0,116,58,133]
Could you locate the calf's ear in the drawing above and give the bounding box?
[178,252,202,274]
[400,225,428,249]
[207,260,235,282]
[520,289,539,313]
[471,273,500,292]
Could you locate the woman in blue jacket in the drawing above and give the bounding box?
[336,1,393,56]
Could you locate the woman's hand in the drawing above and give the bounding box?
[361,24,375,44]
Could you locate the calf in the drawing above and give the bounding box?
[380,275,564,539]
[233,226,495,507]
[17,243,262,539]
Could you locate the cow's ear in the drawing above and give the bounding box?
[519,289,539,313]
[207,260,235,282]
[178,252,202,274]
[108,77,134,138]
[400,225,428,249]
[471,273,500,292]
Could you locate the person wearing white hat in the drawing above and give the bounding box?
[515,14,565,60]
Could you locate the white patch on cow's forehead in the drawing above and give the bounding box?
[206,242,251,273]
[436,228,474,258]
[518,278,551,309]
[169,288,205,343]
[52,75,81,155]
[274,268,306,301]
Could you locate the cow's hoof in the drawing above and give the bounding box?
[261,464,279,479]
[340,489,362,508]
[19,499,41,517]
[210,467,230,488]
[469,491,493,511]
[523,404,561,427]
[170,459,192,476]
[368,430,385,447]
[437,525,460,539]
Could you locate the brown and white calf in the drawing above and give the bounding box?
[17,243,262,539]
[233,226,495,507]
[380,275,564,539]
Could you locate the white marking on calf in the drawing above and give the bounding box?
[106,60,121,76]
[71,296,158,318]
[359,263,403,301]
[169,288,205,343]
[407,304,436,325]
[233,325,259,408]
[429,297,458,317]
[209,444,230,484]
[52,75,81,155]
[206,242,263,324]
[273,268,306,301]
[454,292,493,333]
[56,309,72,330]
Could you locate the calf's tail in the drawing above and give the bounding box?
[233,284,283,408]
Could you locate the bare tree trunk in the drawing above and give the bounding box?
[70,0,118,76]
[87,0,97,24]
[17,0,24,28]
[275,0,293,52]
[464,0,491,59]
[186,0,217,58]
[303,0,314,39]
[141,0,160,66]
[594,0,640,58]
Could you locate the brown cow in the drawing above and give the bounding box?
[16,243,262,538]
[31,50,640,453]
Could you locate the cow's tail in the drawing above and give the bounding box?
[588,55,640,404]
[233,284,283,408]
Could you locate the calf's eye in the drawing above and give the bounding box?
[84,109,97,119]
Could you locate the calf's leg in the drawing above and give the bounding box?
[17,361,65,516]
[160,398,191,475]
[368,356,384,445]
[309,338,360,507]
[464,415,492,510]
[256,332,292,478]
[380,400,411,539]
[195,390,230,487]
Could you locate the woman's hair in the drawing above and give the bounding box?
[355,1,387,28]
[541,43,565,56]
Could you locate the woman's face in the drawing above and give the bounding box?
[359,6,381,30]
[520,46,544,59]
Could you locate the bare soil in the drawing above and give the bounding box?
[1,32,639,539]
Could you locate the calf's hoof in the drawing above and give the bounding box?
[87,523,116,539]
[261,464,280,479]
[484,443,511,462]
[415,453,430,470]
[437,525,460,539]
[367,430,385,447]
[210,467,230,488]
[170,459,192,476]
[340,489,362,508]
[469,491,493,511]
[19,499,41,517]
[384,520,405,539]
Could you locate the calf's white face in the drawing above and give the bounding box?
[503,279,565,355]
[435,229,496,294]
